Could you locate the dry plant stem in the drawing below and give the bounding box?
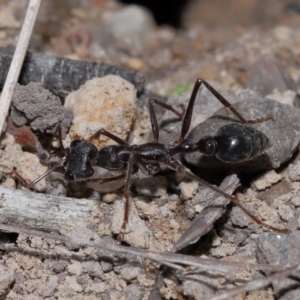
[0,185,98,231]
[0,0,41,134]
[210,264,300,300]
[0,223,287,274]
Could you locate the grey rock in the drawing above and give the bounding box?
[11,82,73,137]
[108,5,155,38]
[36,275,58,298]
[234,229,250,245]
[51,260,69,273]
[76,275,89,286]
[0,265,15,298]
[183,98,300,173]
[123,284,143,300]
[10,105,27,126]
[120,266,141,282]
[82,261,103,278]
[14,270,25,284]
[291,196,300,207]
[289,161,300,182]
[100,261,113,273]
[230,206,254,228]
[181,278,214,300]
[247,54,296,96]
[257,232,300,300]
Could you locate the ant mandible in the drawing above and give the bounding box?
[16,78,290,242]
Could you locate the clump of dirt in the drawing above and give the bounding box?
[1,1,300,299]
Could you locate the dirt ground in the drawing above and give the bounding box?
[1,0,300,299]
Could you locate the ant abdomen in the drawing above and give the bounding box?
[212,123,269,163]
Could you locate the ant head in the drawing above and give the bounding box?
[64,140,98,181]
[197,136,216,156]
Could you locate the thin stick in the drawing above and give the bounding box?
[0,0,41,134]
[0,223,287,274]
[210,264,300,300]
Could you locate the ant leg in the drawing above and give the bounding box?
[9,165,65,189]
[149,98,184,143]
[199,79,273,125]
[117,152,136,243]
[165,158,290,234]
[89,128,129,146]
[54,125,66,153]
[49,125,67,160]
[179,78,273,142]
[179,78,204,141]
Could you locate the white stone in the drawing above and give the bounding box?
[291,196,300,207]
[179,180,198,200]
[252,170,281,191]
[66,261,83,276]
[65,75,136,148]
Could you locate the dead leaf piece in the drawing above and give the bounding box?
[172,174,240,252]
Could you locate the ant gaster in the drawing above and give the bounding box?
[17,78,290,242]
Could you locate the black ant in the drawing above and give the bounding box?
[12,78,290,242]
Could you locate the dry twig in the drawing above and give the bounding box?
[0,223,287,274]
[0,0,41,134]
